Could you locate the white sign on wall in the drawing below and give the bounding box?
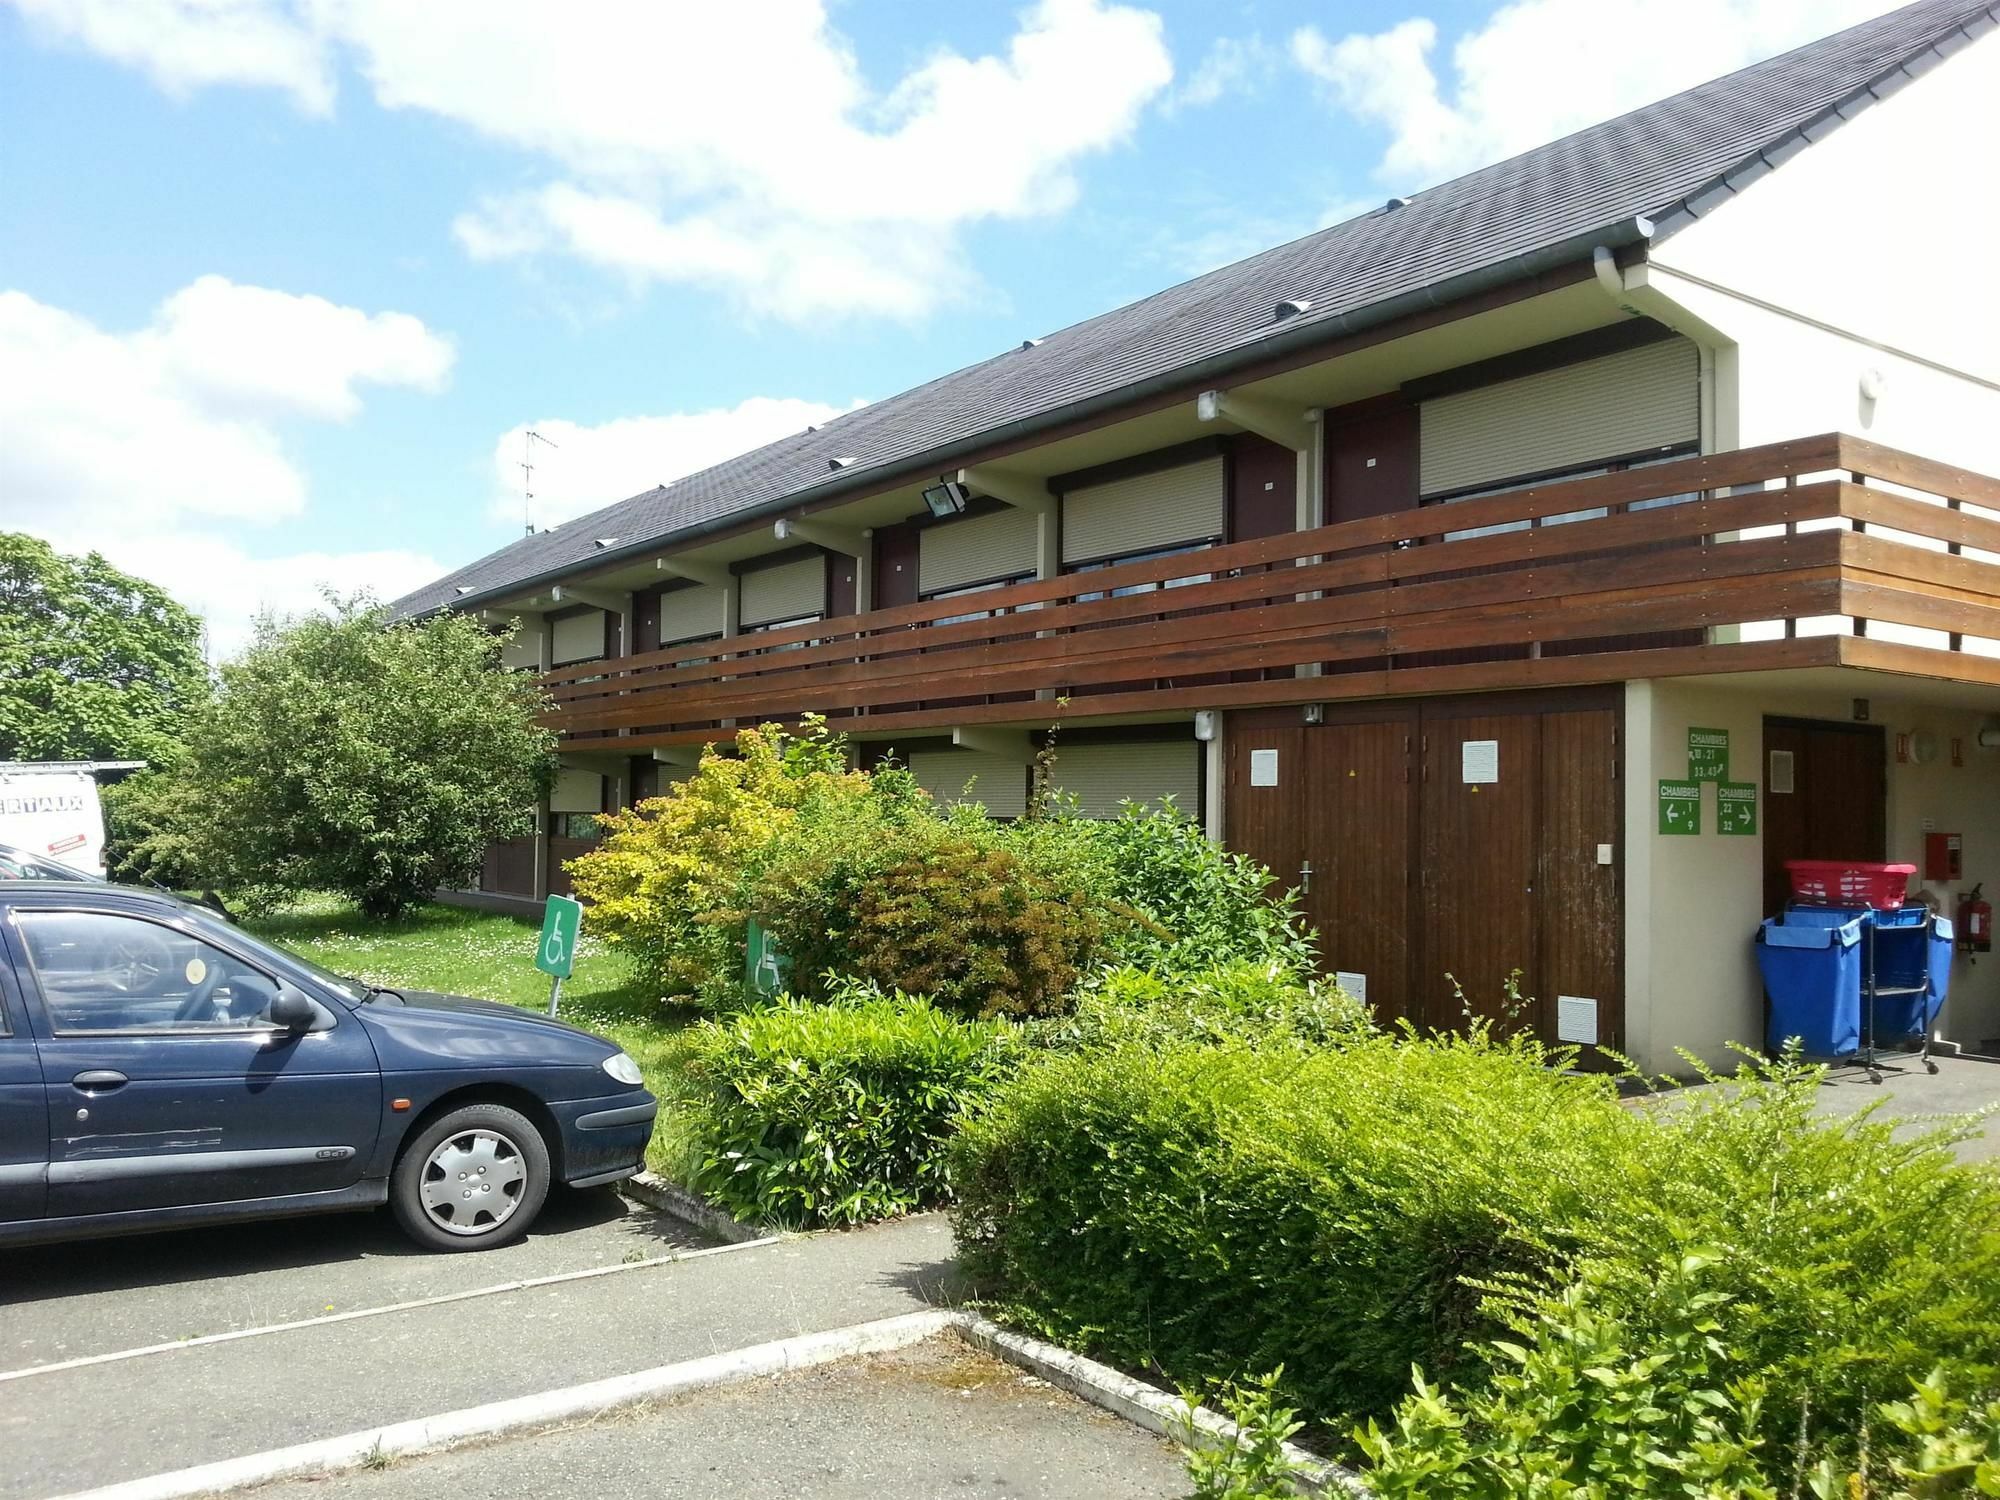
[1250,748,1278,787]
[1461,740,1499,784]
[1335,971,1367,1005]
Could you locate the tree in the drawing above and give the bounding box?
[168,597,555,919]
[0,532,209,766]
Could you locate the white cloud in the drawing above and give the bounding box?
[8,0,334,112]
[11,0,1176,322]
[0,279,453,655]
[1167,35,1277,113]
[492,396,867,532]
[150,275,453,421]
[1292,0,1891,190]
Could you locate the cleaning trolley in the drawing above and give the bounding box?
[1754,860,1951,1082]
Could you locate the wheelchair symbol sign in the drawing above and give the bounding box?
[536,895,582,980]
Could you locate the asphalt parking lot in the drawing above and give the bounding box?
[0,1203,956,1499]
[248,1336,1189,1500]
[1,1187,710,1374]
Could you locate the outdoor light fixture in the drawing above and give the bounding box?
[922,477,972,518]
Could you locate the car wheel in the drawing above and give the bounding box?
[391,1102,550,1252]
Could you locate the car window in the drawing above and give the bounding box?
[13,910,290,1035]
[0,848,90,881]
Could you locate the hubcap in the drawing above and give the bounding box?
[418,1128,528,1237]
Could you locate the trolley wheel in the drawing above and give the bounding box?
[1927,1060,1940,1075]
[1868,1069,1883,1085]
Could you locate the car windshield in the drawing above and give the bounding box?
[204,920,373,1003]
[0,846,95,881]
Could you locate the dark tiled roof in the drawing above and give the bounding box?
[395,0,1997,617]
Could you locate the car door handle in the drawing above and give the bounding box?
[71,1070,129,1092]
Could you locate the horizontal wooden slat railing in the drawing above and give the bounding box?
[535,433,2000,746]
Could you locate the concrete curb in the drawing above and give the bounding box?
[60,1310,956,1500]
[617,1171,771,1244]
[954,1314,1366,1498]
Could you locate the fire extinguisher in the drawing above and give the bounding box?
[1958,883,1992,954]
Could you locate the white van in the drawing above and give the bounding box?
[0,764,124,878]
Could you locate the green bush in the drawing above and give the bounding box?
[672,989,1020,1228]
[842,830,1106,1018]
[954,1032,2000,1480]
[148,598,554,920]
[566,720,869,1004]
[1084,804,1316,978]
[1038,961,1370,1053]
[1358,1252,1777,1498]
[952,1028,1643,1427]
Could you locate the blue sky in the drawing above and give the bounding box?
[0,0,1885,653]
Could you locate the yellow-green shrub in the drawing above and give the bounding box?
[564,721,869,1003]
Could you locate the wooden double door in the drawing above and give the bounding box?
[1226,691,1623,1049]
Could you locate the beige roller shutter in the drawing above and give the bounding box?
[499,627,542,671]
[1419,337,1699,496]
[907,749,1028,819]
[550,767,604,814]
[1062,457,1225,566]
[1046,739,1200,820]
[740,555,825,627]
[919,506,1039,594]
[550,609,607,664]
[656,583,724,644]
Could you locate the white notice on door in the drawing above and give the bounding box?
[1335,971,1367,1005]
[1250,748,1278,787]
[1769,749,1795,794]
[1461,739,1499,784]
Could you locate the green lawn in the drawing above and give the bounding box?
[241,894,700,1177]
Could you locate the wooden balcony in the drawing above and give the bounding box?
[541,433,2000,749]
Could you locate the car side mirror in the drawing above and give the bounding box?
[268,984,316,1033]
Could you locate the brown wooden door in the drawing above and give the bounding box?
[1536,708,1623,1052]
[1322,397,1418,524]
[1307,714,1414,1021]
[1420,713,1542,1032]
[1762,718,1887,915]
[1224,724,1305,912]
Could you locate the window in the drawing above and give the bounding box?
[15,910,297,1035]
[926,575,1035,625]
[1430,446,1699,542]
[551,812,602,840]
[0,847,91,881]
[1069,543,1213,602]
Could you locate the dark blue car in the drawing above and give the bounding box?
[0,884,656,1252]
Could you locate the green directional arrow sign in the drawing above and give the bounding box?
[536,894,582,980]
[1717,781,1758,836]
[1658,780,1702,836]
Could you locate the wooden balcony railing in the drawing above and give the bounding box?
[539,433,2000,748]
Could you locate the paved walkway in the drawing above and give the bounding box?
[1806,1051,2000,1161]
[2,1208,955,1498]
[246,1336,1187,1500]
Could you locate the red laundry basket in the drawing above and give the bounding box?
[1784,860,1917,909]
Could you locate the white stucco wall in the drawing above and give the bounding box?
[1647,28,2000,476]
[1625,676,2000,1075]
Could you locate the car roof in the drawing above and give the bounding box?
[0,881,197,913]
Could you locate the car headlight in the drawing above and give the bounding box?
[601,1052,645,1087]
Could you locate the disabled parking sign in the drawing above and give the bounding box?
[536,895,582,980]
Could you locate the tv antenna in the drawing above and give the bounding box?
[520,428,558,534]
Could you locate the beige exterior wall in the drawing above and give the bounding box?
[1625,676,2000,1075]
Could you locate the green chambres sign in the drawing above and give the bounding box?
[1658,780,1702,835]
[1687,727,1730,781]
